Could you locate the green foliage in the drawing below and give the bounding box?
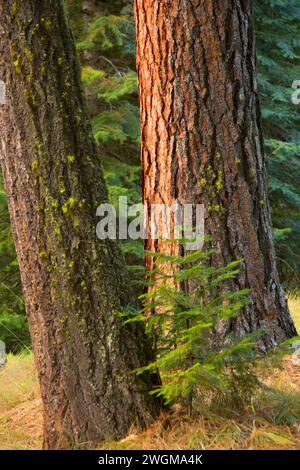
[70,0,139,161]
[95,72,138,103]
[92,102,140,146]
[267,388,300,426]
[133,247,261,411]
[255,0,300,290]
[0,177,30,352]
[76,14,135,53]
[69,0,142,269]
[81,66,104,85]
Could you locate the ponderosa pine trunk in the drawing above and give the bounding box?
[135,0,297,347]
[0,0,160,449]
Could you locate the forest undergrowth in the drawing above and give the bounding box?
[0,302,299,451]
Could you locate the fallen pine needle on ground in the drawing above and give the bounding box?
[0,300,299,450]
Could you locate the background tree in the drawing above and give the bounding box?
[135,0,297,347]
[0,0,160,449]
[254,0,300,291]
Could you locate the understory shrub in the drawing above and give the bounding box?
[129,246,264,413]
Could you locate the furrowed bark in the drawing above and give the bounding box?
[135,0,297,347]
[0,0,160,449]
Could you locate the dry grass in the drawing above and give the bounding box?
[100,411,300,450]
[0,299,299,450]
[99,356,300,451]
[289,297,300,332]
[0,353,42,449]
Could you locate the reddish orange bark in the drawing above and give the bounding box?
[135,0,297,346]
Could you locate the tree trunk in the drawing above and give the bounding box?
[135,0,297,347]
[0,0,160,449]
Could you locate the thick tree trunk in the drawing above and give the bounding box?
[0,0,160,449]
[135,0,297,347]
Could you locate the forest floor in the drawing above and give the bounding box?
[0,301,299,450]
